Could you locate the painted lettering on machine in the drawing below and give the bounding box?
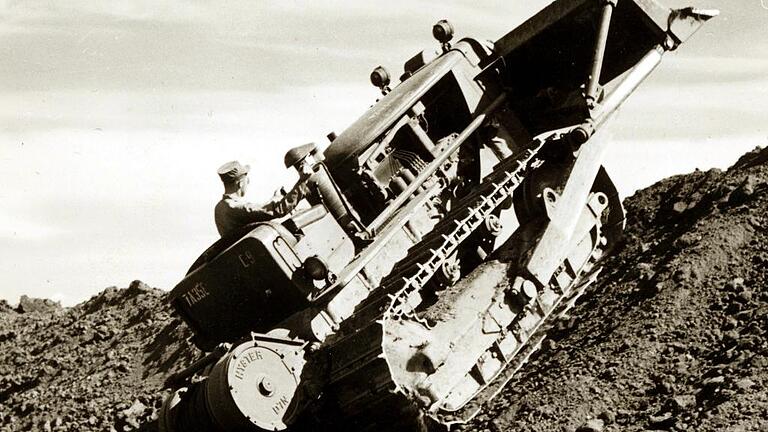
[272,395,290,415]
[238,249,256,268]
[233,349,264,380]
[182,281,210,307]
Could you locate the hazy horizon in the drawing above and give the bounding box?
[1,0,766,306]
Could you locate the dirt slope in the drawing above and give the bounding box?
[0,282,195,431]
[1,147,766,432]
[470,146,768,432]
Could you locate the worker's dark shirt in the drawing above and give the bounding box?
[214,182,309,237]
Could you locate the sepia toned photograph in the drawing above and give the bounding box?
[1,0,766,430]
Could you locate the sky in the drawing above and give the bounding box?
[1,1,766,306]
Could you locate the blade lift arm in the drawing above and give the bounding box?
[585,0,617,107]
[524,3,718,287]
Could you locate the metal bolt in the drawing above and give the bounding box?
[441,260,461,285]
[544,189,558,204]
[484,214,503,236]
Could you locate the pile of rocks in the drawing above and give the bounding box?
[0,281,195,431]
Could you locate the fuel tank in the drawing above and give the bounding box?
[169,205,354,350]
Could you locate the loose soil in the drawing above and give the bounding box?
[0,283,195,431]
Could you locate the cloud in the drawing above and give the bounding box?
[2,0,763,96]
[655,55,768,86]
[0,0,554,93]
[0,212,66,241]
[0,0,204,26]
[0,84,373,136]
[0,232,211,306]
[607,55,768,142]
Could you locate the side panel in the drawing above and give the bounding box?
[170,225,308,349]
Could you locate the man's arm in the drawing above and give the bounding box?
[229,200,274,223]
[262,181,310,217]
[215,198,274,237]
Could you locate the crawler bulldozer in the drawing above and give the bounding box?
[159,1,716,430]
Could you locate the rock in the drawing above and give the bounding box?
[667,394,697,412]
[698,375,729,403]
[734,378,755,391]
[672,264,702,285]
[576,418,604,432]
[725,278,745,292]
[543,339,558,351]
[649,412,676,429]
[117,399,147,429]
[673,233,701,249]
[16,295,61,314]
[0,299,16,314]
[672,201,688,213]
[637,262,656,281]
[597,410,615,425]
[728,175,758,205]
[115,362,130,373]
[0,330,17,343]
[723,316,740,330]
[737,289,753,303]
[127,280,151,295]
[702,375,726,386]
[748,215,763,228]
[658,379,674,395]
[723,330,740,345]
[666,341,687,354]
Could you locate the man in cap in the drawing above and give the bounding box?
[283,142,317,179]
[214,143,318,237]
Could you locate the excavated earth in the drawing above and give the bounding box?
[0,283,196,431]
[470,146,768,432]
[1,147,766,431]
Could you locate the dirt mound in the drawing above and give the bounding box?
[470,146,768,431]
[0,281,195,431]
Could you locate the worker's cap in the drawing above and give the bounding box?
[284,143,318,168]
[217,160,250,182]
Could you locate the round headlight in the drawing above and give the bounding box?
[370,66,390,89]
[432,20,454,44]
[303,256,328,281]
